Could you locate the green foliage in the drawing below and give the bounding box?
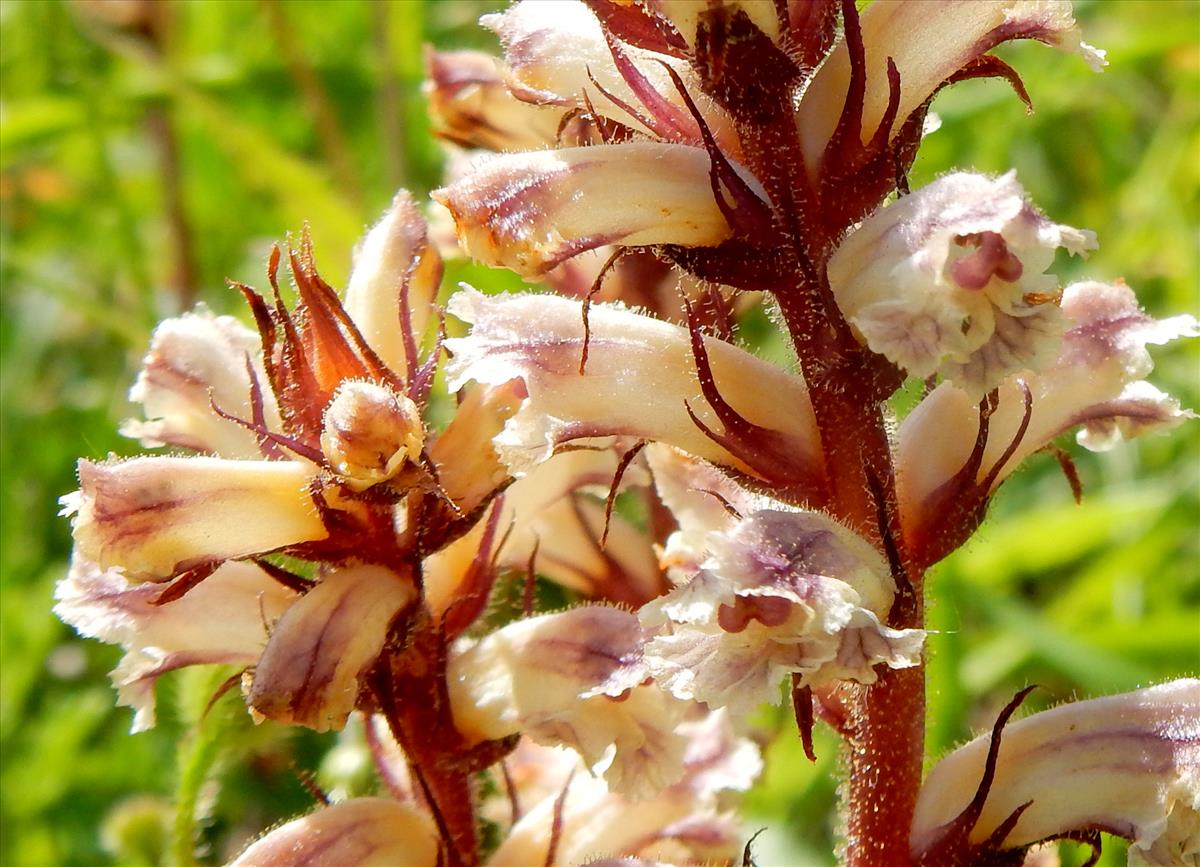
[1,1,1195,865]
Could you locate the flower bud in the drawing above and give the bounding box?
[320,381,424,491]
[344,191,442,377]
[829,171,1096,397]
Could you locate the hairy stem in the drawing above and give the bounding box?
[775,276,925,866]
[372,625,480,867]
[841,593,925,866]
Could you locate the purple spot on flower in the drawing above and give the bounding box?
[951,232,1024,290]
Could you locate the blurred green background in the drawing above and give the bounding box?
[1,1,1196,865]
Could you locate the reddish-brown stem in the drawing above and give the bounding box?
[372,619,480,867]
[838,593,925,867]
[775,275,925,866]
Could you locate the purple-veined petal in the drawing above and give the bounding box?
[228,797,439,867]
[911,679,1200,865]
[120,309,279,459]
[447,606,687,800]
[444,289,822,490]
[641,507,922,716]
[63,456,326,582]
[54,556,296,731]
[248,565,415,733]
[432,143,741,277]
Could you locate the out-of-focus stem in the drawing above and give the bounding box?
[132,1,197,311]
[260,0,362,206]
[372,1,404,190]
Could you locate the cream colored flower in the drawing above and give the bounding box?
[911,680,1200,866]
[829,171,1095,397]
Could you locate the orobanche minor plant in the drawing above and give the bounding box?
[57,2,1197,866]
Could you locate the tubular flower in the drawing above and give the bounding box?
[434,143,744,277]
[54,556,296,731]
[827,170,1096,398]
[445,288,825,500]
[911,680,1200,866]
[896,279,1196,566]
[63,456,326,581]
[446,605,687,799]
[640,501,924,716]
